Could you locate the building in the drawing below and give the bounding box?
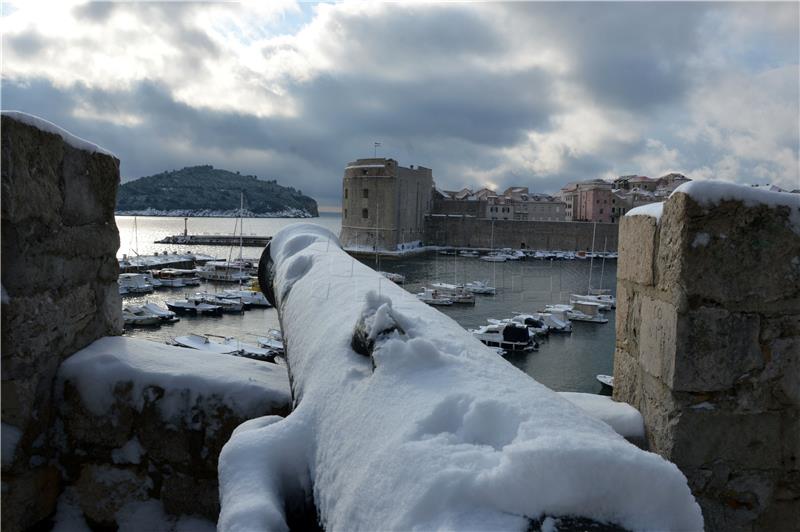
[434,186,566,221]
[339,158,433,251]
[561,179,615,223]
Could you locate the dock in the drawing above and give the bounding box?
[118,252,216,273]
[155,234,272,247]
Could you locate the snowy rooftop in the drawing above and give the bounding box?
[2,110,116,157]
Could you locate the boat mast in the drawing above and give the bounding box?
[239,192,244,261]
[599,236,607,291]
[588,222,597,292]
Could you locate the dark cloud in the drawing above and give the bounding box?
[5,31,46,58]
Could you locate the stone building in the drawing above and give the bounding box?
[433,186,566,221]
[561,179,615,223]
[339,158,433,251]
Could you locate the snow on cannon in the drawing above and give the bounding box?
[218,224,703,532]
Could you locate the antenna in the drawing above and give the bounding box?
[373,141,381,158]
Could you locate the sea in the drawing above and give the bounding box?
[116,214,616,394]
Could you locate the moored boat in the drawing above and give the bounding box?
[464,280,496,295]
[122,306,161,327]
[166,299,223,316]
[597,374,614,388]
[470,322,538,352]
[118,273,155,295]
[416,288,453,306]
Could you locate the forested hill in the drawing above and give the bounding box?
[116,165,319,217]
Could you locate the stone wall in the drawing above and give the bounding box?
[1,114,123,531]
[613,190,800,530]
[424,215,619,251]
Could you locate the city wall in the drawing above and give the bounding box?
[1,114,123,530]
[614,189,800,530]
[424,215,619,251]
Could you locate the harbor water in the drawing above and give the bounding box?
[117,214,616,394]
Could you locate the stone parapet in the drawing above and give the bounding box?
[614,184,800,531]
[1,114,122,531]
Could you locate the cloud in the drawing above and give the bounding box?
[2,1,798,203]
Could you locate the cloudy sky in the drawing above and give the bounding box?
[3,1,798,206]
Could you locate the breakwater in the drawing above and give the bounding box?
[424,215,619,252]
[155,234,272,247]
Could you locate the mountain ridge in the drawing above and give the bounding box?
[116,165,319,217]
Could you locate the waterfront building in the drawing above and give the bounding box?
[434,186,566,221]
[561,179,615,223]
[339,158,433,251]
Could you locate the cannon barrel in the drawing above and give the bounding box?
[219,223,702,531]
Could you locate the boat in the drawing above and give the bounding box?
[197,260,254,283]
[118,273,155,295]
[174,334,278,361]
[480,253,507,262]
[464,280,496,295]
[151,268,201,287]
[141,302,179,322]
[165,299,223,316]
[416,288,453,306]
[430,282,475,305]
[597,374,614,388]
[122,306,161,327]
[188,292,244,313]
[544,302,608,324]
[538,310,572,333]
[458,250,479,258]
[222,289,271,308]
[378,271,406,284]
[257,329,285,354]
[142,272,162,289]
[470,322,538,352]
[506,315,550,337]
[570,293,616,310]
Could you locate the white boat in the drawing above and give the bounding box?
[480,253,507,262]
[378,271,406,284]
[151,268,200,287]
[141,302,179,322]
[122,306,161,327]
[507,315,550,337]
[174,334,278,361]
[570,293,616,310]
[416,288,453,306]
[197,260,254,283]
[544,302,608,324]
[142,272,162,288]
[188,292,244,313]
[222,289,271,308]
[458,250,479,258]
[539,310,572,333]
[499,249,525,261]
[118,273,155,294]
[464,280,496,295]
[166,299,223,316]
[471,322,537,352]
[257,329,285,354]
[430,283,475,305]
[597,374,614,388]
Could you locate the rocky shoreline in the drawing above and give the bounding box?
[115,208,316,218]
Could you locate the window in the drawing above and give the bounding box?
[612,199,616,204]
[344,209,348,218]
[345,188,348,199]
[362,208,369,218]
[599,208,604,214]
[362,188,369,199]
[362,169,368,175]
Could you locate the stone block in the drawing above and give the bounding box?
[60,381,135,449]
[618,215,657,285]
[61,144,120,227]
[637,296,678,383]
[672,307,762,392]
[611,347,639,408]
[671,409,781,469]
[75,464,151,525]
[161,472,220,521]
[0,465,61,532]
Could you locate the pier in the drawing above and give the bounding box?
[155,234,272,247]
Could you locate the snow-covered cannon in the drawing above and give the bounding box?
[218,224,702,531]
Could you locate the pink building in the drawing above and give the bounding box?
[561,179,614,223]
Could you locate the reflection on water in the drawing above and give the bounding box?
[118,214,616,394]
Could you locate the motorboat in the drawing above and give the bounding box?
[544,302,608,324]
[151,268,201,287]
[166,299,223,316]
[499,249,525,261]
[430,283,475,305]
[570,293,616,310]
[257,329,285,354]
[188,292,244,313]
[464,280,496,295]
[141,273,162,289]
[378,271,406,284]
[458,250,479,258]
[197,260,254,283]
[506,315,550,337]
[174,334,278,362]
[480,253,507,263]
[118,273,155,295]
[416,288,453,306]
[222,289,271,308]
[122,306,161,327]
[141,302,179,322]
[470,322,537,352]
[597,374,614,388]
[538,310,572,333]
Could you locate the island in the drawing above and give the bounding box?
[116,165,318,217]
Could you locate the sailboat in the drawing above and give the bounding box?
[569,230,616,309]
[197,192,256,283]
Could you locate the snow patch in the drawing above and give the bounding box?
[57,337,290,422]
[112,437,145,465]
[690,401,716,411]
[558,392,645,440]
[691,232,711,248]
[673,180,800,234]
[625,202,664,222]
[2,111,115,157]
[52,488,91,532]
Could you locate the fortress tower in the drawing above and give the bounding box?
[339,158,433,251]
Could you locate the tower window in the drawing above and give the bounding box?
[345,188,348,199]
[363,188,369,199]
[362,208,369,219]
[344,209,348,218]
